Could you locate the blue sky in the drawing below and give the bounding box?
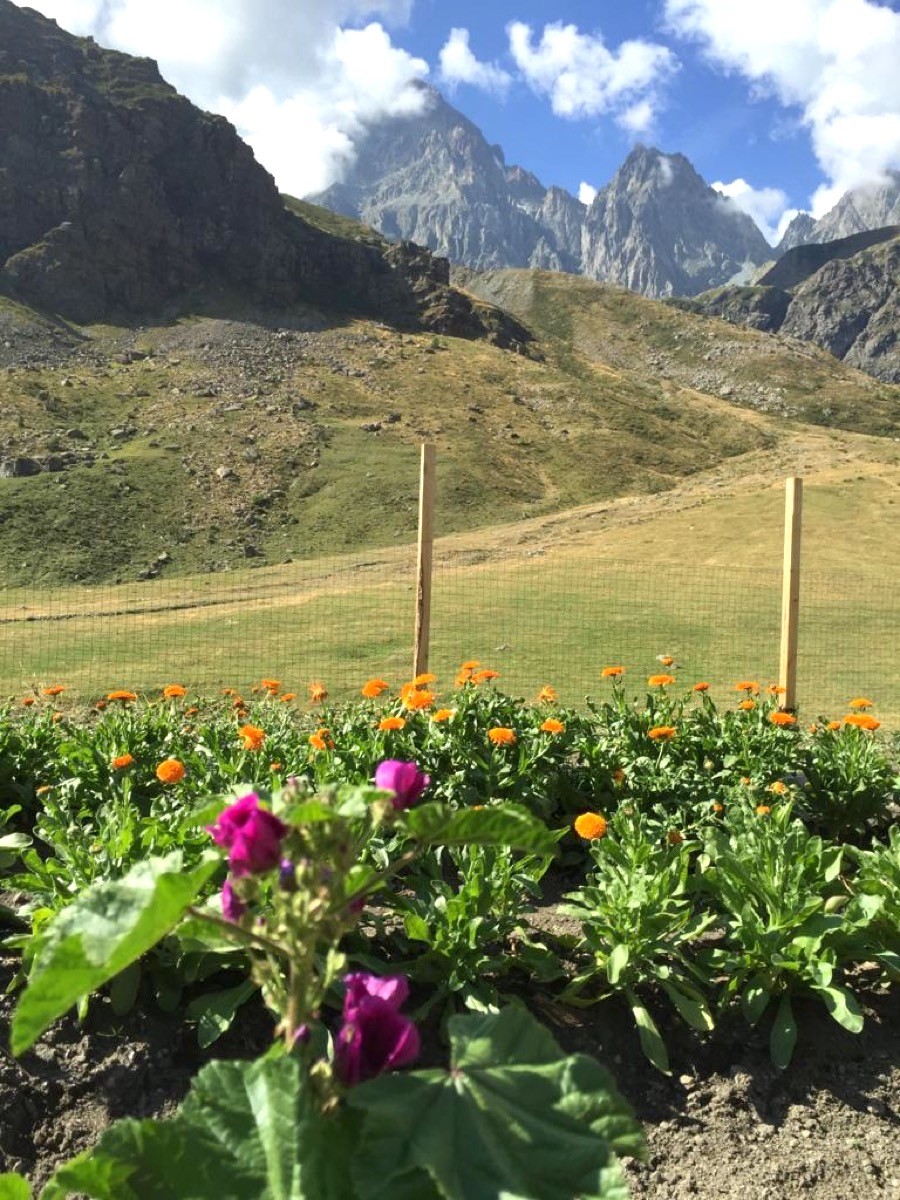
[20,0,900,242]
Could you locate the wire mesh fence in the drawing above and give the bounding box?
[2,544,897,724]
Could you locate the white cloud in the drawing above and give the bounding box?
[438,27,512,94]
[578,181,598,206]
[507,20,677,127]
[665,0,900,215]
[18,0,428,196]
[712,177,792,244]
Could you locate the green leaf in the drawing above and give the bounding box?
[0,1174,30,1200]
[741,982,771,1026]
[403,914,431,944]
[108,961,142,1017]
[815,986,864,1034]
[606,944,629,986]
[42,1057,355,1200]
[658,981,714,1033]
[12,852,219,1055]
[401,803,558,856]
[628,993,670,1075]
[770,994,797,1069]
[349,1005,643,1200]
[875,950,900,977]
[184,981,259,1049]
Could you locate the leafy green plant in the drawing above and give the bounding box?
[846,824,900,977]
[699,801,870,1067]
[561,805,715,1073]
[794,723,896,840]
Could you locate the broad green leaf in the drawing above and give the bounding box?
[876,951,900,977]
[349,1005,643,1200]
[606,944,629,986]
[770,994,797,1069]
[184,981,259,1048]
[42,1057,355,1200]
[628,993,670,1075]
[815,986,864,1033]
[0,1174,30,1200]
[401,803,558,855]
[741,982,771,1026]
[403,914,431,944]
[108,962,142,1017]
[12,852,219,1055]
[658,981,713,1033]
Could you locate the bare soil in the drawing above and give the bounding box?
[1,943,898,1200]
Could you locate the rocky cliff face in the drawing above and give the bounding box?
[580,146,772,297]
[0,1,530,349]
[681,231,900,382]
[776,172,900,253]
[313,92,772,298]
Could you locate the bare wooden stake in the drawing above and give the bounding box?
[413,444,436,678]
[778,477,803,710]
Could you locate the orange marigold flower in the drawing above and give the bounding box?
[232,696,245,709]
[711,802,724,813]
[828,720,841,731]
[309,681,328,703]
[612,768,626,785]
[403,688,435,711]
[601,666,625,678]
[35,784,51,795]
[657,655,675,666]
[261,678,281,692]
[21,696,35,706]
[112,753,135,770]
[378,716,406,731]
[270,761,283,772]
[413,672,437,685]
[488,726,517,746]
[808,723,818,733]
[361,678,390,699]
[94,700,107,711]
[41,685,65,697]
[156,759,185,784]
[163,684,187,698]
[280,693,297,703]
[770,711,797,726]
[308,727,333,752]
[52,711,63,723]
[432,708,454,722]
[768,780,788,795]
[647,674,676,687]
[849,697,874,709]
[735,681,760,695]
[455,670,472,687]
[692,682,710,692]
[766,684,786,696]
[648,725,676,740]
[540,718,565,734]
[844,713,880,731]
[740,776,752,786]
[185,706,199,716]
[239,724,265,751]
[222,688,236,697]
[738,699,756,711]
[574,812,608,840]
[667,830,684,846]
[108,690,138,702]
[471,669,500,684]
[756,804,771,816]
[537,685,558,703]
[460,660,481,671]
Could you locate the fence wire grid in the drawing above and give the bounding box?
[1,547,897,725]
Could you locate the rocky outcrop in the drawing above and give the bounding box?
[680,231,900,382]
[0,1,531,350]
[312,92,772,298]
[775,172,900,253]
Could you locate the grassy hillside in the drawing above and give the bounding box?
[1,251,898,588]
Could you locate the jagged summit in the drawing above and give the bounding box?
[312,98,772,297]
[776,171,900,253]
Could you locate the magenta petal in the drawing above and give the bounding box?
[343,971,409,1014]
[373,760,430,810]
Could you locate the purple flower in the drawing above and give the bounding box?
[221,879,246,922]
[334,971,419,1086]
[206,792,288,877]
[374,760,431,810]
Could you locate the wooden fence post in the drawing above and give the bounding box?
[779,477,803,710]
[413,444,436,678]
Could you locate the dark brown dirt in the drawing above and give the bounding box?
[1,944,898,1199]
